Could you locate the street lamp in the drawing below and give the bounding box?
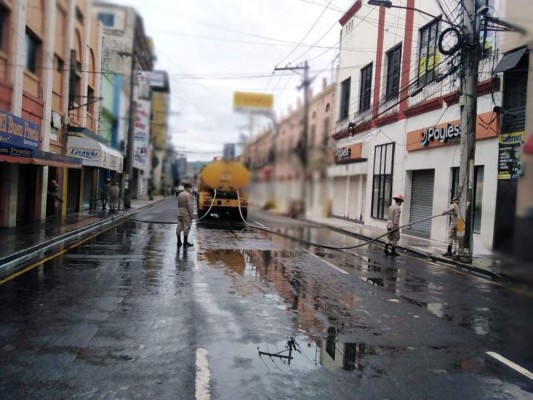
[367,0,461,27]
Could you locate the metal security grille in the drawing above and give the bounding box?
[332,177,346,217]
[348,175,359,220]
[408,169,435,237]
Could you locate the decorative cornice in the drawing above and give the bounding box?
[339,0,362,27]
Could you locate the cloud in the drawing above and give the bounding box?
[111,0,352,160]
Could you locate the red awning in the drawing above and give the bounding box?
[0,155,82,169]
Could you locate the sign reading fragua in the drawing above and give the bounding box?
[69,147,100,159]
[421,123,461,146]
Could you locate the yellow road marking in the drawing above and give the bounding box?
[0,220,124,286]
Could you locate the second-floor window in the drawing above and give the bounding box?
[98,13,115,27]
[339,77,351,121]
[0,5,8,52]
[418,19,440,87]
[25,29,41,74]
[385,45,402,101]
[359,62,373,113]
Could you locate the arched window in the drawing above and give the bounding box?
[325,103,330,112]
[312,111,316,119]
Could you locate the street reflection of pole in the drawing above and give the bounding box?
[258,337,300,365]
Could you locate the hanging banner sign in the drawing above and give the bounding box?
[133,99,151,169]
[497,131,524,180]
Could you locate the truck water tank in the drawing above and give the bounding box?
[201,160,250,192]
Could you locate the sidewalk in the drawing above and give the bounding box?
[303,214,530,285]
[0,196,168,277]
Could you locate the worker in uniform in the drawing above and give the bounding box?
[384,194,404,256]
[442,197,460,256]
[101,178,111,210]
[176,182,194,247]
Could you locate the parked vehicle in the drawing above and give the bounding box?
[196,159,250,220]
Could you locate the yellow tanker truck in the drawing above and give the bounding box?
[196,159,250,220]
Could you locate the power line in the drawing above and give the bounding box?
[275,0,333,67]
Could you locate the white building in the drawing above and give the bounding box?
[330,0,503,253]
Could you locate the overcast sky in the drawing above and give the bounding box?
[112,0,357,161]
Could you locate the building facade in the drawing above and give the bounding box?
[0,0,109,227]
[330,0,502,254]
[244,79,335,215]
[499,0,533,259]
[94,2,155,199]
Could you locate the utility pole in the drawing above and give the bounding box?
[457,0,479,261]
[123,25,137,210]
[274,61,311,217]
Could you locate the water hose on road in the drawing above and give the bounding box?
[122,191,218,224]
[236,191,445,252]
[121,192,446,253]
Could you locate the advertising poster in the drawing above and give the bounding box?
[498,131,524,180]
[133,99,151,170]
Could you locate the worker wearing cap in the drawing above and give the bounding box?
[384,194,404,256]
[442,197,460,256]
[176,182,194,247]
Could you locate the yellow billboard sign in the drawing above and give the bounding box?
[233,92,273,113]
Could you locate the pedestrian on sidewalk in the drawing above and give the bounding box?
[101,179,111,210]
[109,181,120,211]
[384,194,404,256]
[47,179,63,216]
[442,197,459,256]
[176,182,194,247]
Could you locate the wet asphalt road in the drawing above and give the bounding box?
[0,198,532,399]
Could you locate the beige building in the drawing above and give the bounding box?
[0,0,104,227]
[244,78,335,216]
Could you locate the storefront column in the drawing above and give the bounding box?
[39,166,50,220]
[3,164,19,227]
[9,0,26,115]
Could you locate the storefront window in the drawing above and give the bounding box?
[371,143,395,219]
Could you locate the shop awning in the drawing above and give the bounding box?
[67,136,123,172]
[494,47,528,73]
[0,147,82,169]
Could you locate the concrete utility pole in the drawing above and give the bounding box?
[273,61,311,217]
[123,26,137,210]
[457,0,480,260]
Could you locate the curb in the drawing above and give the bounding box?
[0,199,166,279]
[301,217,507,282]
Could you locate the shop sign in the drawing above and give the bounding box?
[407,112,499,152]
[0,143,34,158]
[336,147,351,161]
[421,123,461,146]
[498,131,524,180]
[68,147,101,160]
[0,110,40,149]
[34,150,82,165]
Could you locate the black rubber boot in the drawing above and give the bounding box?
[391,247,400,256]
[177,235,182,246]
[384,244,390,256]
[443,245,452,256]
[184,235,194,247]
